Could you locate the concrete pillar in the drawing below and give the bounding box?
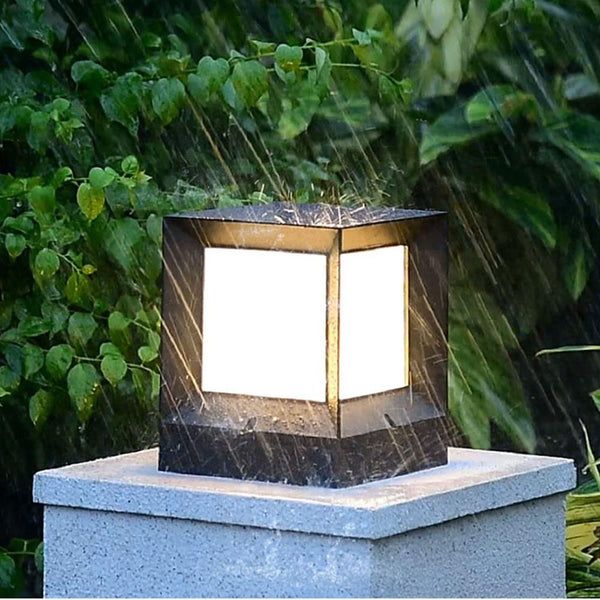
[33,447,575,598]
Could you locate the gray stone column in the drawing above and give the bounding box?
[33,447,575,598]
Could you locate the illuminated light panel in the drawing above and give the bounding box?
[202,247,327,402]
[339,245,407,399]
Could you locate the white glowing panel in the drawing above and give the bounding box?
[202,247,327,402]
[339,245,407,399]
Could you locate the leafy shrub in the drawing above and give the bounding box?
[2,0,600,568]
[0,540,42,597]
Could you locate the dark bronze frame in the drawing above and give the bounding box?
[159,204,455,487]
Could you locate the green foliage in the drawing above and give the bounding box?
[538,345,600,595]
[0,539,42,597]
[567,421,600,596]
[152,78,186,124]
[0,156,182,488]
[231,61,269,107]
[3,5,600,593]
[0,0,588,447]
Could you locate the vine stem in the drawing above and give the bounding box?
[581,420,600,491]
[56,252,81,273]
[133,318,154,333]
[75,355,156,374]
[237,37,357,62]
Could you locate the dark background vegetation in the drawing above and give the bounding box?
[2,0,600,595]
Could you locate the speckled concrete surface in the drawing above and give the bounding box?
[34,447,575,539]
[35,447,575,597]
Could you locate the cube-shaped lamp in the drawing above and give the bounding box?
[159,203,452,487]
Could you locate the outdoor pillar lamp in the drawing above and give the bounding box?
[159,203,451,487]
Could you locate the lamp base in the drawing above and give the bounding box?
[158,416,455,487]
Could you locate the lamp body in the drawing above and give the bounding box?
[159,203,454,487]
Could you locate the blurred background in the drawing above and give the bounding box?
[2,0,600,595]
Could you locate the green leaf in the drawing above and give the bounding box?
[250,40,276,54]
[64,272,90,306]
[52,166,73,187]
[420,104,496,164]
[105,183,131,216]
[231,60,268,107]
[29,389,53,427]
[27,111,50,151]
[452,287,518,351]
[378,75,396,105]
[103,217,144,273]
[449,323,534,452]
[564,73,600,101]
[50,98,70,115]
[322,6,343,34]
[99,342,122,357]
[221,78,244,111]
[100,354,127,386]
[0,328,21,343]
[71,60,110,91]
[121,155,139,175]
[67,363,100,422]
[89,167,115,189]
[151,371,160,400]
[151,78,186,124]
[537,345,600,357]
[314,47,328,78]
[45,344,74,380]
[18,316,51,337]
[419,0,455,39]
[591,389,600,414]
[5,233,26,258]
[28,185,56,215]
[543,113,600,183]
[41,302,69,335]
[0,303,11,331]
[481,185,556,250]
[0,554,16,590]
[34,248,60,279]
[4,214,34,234]
[100,72,144,136]
[138,345,158,363]
[581,421,600,491]
[466,85,514,123]
[67,313,97,348]
[108,311,131,333]
[77,183,105,220]
[34,543,43,572]
[378,76,412,106]
[147,330,161,352]
[274,44,303,72]
[564,237,592,300]
[186,74,209,106]
[3,345,23,376]
[187,57,229,106]
[352,28,372,46]
[0,366,20,392]
[466,85,533,124]
[23,344,44,379]
[146,214,162,245]
[441,15,463,84]
[278,95,320,139]
[0,103,17,138]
